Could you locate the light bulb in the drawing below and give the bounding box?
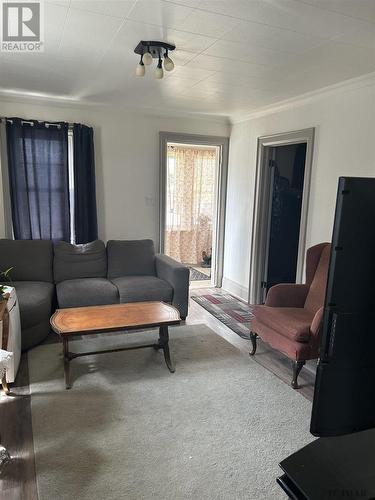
[155,66,164,79]
[163,55,174,72]
[143,51,153,65]
[136,62,145,76]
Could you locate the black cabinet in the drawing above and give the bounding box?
[277,429,375,500]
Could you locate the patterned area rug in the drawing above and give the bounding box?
[189,267,210,281]
[191,288,253,339]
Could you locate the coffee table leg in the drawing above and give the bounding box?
[62,337,71,389]
[158,326,175,373]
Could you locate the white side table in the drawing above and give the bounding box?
[0,349,12,395]
[0,287,21,384]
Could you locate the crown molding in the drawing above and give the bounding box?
[0,90,103,110]
[109,103,231,125]
[0,90,231,126]
[230,72,375,125]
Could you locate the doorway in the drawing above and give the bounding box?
[249,129,315,304]
[159,133,229,288]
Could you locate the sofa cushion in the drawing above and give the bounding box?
[0,239,53,282]
[54,240,107,283]
[56,278,119,308]
[111,276,173,304]
[10,281,55,330]
[107,240,156,278]
[252,305,314,342]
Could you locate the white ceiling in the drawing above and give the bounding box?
[1,0,374,119]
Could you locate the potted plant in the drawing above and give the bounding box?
[0,268,13,303]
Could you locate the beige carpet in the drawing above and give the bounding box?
[28,324,314,500]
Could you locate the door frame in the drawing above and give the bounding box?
[248,128,315,304]
[159,132,229,288]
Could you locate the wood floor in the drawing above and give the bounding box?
[0,294,315,500]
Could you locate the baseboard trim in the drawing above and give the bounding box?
[222,277,249,302]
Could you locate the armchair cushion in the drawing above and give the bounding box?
[252,305,314,342]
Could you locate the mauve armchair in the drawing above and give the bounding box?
[250,242,331,389]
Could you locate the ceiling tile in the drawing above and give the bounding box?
[45,0,71,6]
[166,0,264,22]
[44,2,69,52]
[59,7,123,60]
[70,0,136,18]
[157,75,194,91]
[203,39,297,67]
[297,0,375,23]
[188,79,265,100]
[163,64,215,82]
[275,40,375,80]
[332,22,375,49]
[220,0,367,38]
[222,20,328,54]
[176,9,241,38]
[165,29,216,53]
[203,72,275,90]
[186,53,272,78]
[128,0,193,29]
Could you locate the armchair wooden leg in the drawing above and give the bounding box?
[291,361,305,389]
[249,332,257,356]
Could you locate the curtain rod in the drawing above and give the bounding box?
[0,117,74,129]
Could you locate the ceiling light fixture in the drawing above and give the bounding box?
[134,41,175,79]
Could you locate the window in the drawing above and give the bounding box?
[68,128,75,243]
[1,118,98,243]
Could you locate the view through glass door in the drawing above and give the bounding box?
[164,143,219,286]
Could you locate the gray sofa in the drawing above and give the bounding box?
[0,239,55,351]
[0,239,189,351]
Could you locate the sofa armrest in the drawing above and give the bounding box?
[265,283,310,308]
[155,254,189,319]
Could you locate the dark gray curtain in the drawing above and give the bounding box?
[73,123,98,244]
[6,118,70,241]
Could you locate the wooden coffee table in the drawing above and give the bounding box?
[50,301,181,389]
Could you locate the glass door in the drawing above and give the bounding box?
[164,143,219,286]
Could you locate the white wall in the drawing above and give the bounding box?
[223,79,375,300]
[0,99,230,244]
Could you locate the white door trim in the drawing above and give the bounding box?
[248,128,315,304]
[159,132,229,288]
